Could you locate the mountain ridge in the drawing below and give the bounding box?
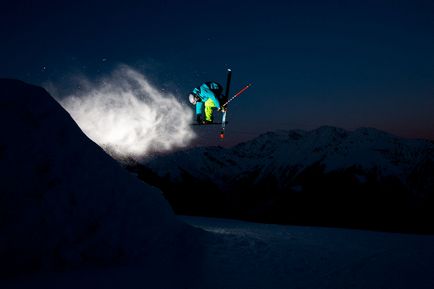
[131,126,434,233]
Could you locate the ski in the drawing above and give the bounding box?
[220,69,232,139]
[192,122,228,126]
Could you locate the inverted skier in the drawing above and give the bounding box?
[188,81,227,124]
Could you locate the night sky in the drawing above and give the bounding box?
[2,0,434,146]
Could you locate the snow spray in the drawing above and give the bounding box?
[55,65,196,159]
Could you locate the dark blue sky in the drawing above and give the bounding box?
[2,0,434,145]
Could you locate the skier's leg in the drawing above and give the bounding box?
[204,99,216,122]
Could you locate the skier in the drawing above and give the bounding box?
[188,81,227,124]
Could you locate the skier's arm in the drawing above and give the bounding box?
[196,101,204,115]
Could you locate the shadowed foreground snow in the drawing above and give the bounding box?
[2,216,434,289]
[0,79,181,276]
[183,216,434,289]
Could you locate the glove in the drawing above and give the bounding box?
[218,106,227,112]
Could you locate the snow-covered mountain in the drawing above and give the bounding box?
[133,126,434,233]
[0,79,191,277]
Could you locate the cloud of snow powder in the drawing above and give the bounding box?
[57,66,196,158]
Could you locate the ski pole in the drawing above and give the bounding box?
[224,69,232,104]
[222,83,252,108]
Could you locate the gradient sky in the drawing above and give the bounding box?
[1,0,433,146]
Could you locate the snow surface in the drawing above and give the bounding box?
[2,216,434,289]
[0,79,182,276]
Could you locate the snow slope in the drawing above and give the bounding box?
[0,79,186,277]
[2,215,434,289]
[183,216,434,289]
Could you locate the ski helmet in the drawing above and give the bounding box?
[189,93,198,105]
